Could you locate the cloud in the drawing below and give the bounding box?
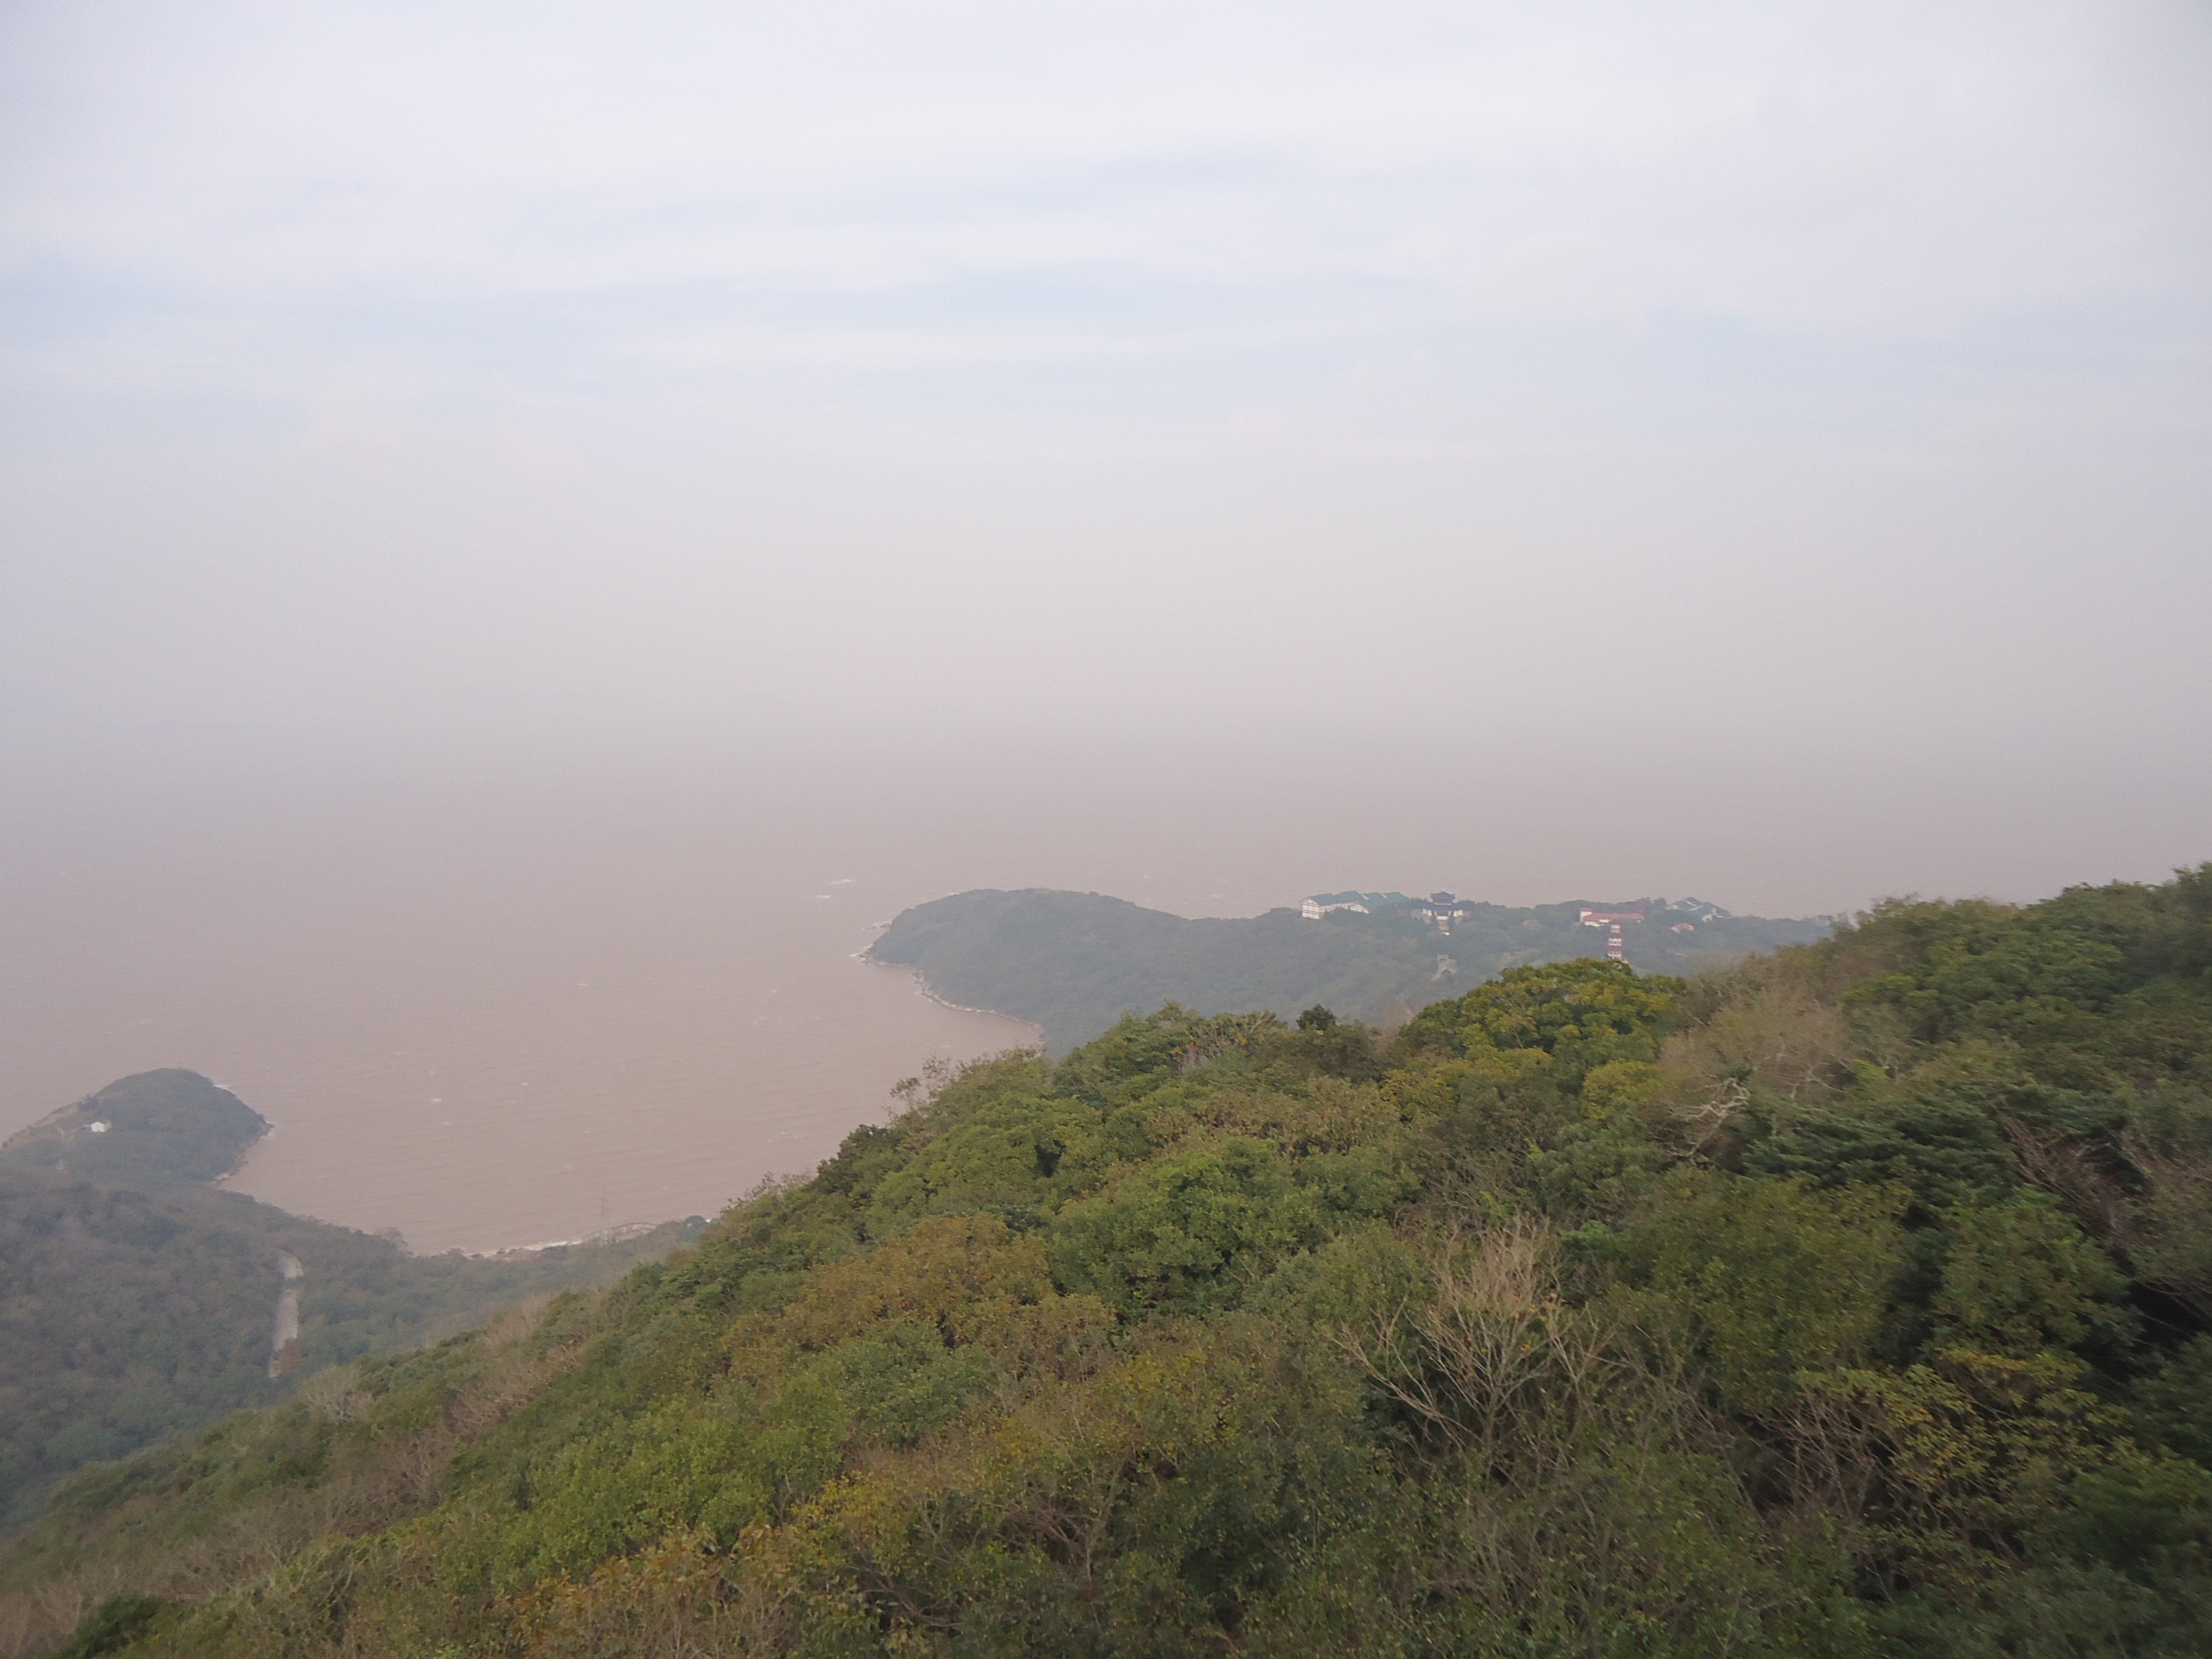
[0,0,2205,750]
[5,0,2206,387]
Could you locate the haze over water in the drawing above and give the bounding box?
[4,719,2204,1253]
[4,731,1053,1253]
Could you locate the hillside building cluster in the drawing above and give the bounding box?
[1298,891,1737,954]
[1299,890,1472,931]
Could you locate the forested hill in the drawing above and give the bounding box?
[12,866,2212,1659]
[869,887,1830,1051]
[1,1069,267,1190]
[0,1071,704,1529]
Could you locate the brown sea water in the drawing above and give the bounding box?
[0,732,1053,1252]
[4,723,2199,1253]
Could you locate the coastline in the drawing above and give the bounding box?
[856,948,1044,1048]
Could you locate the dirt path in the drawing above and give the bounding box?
[268,1251,303,1378]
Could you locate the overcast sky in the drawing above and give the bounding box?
[2,0,2208,768]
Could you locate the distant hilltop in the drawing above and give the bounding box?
[1,1067,269,1190]
[870,888,1832,1053]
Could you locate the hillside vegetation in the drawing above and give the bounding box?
[869,888,1829,1050]
[7,868,2212,1658]
[0,1072,704,1529]
[1,1072,271,1192]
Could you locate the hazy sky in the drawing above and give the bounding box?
[3,0,2208,768]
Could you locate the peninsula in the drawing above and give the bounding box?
[868,886,1831,1051]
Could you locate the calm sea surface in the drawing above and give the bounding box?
[7,723,2160,1253]
[0,735,1064,1252]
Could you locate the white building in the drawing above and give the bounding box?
[1301,892,1371,920]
